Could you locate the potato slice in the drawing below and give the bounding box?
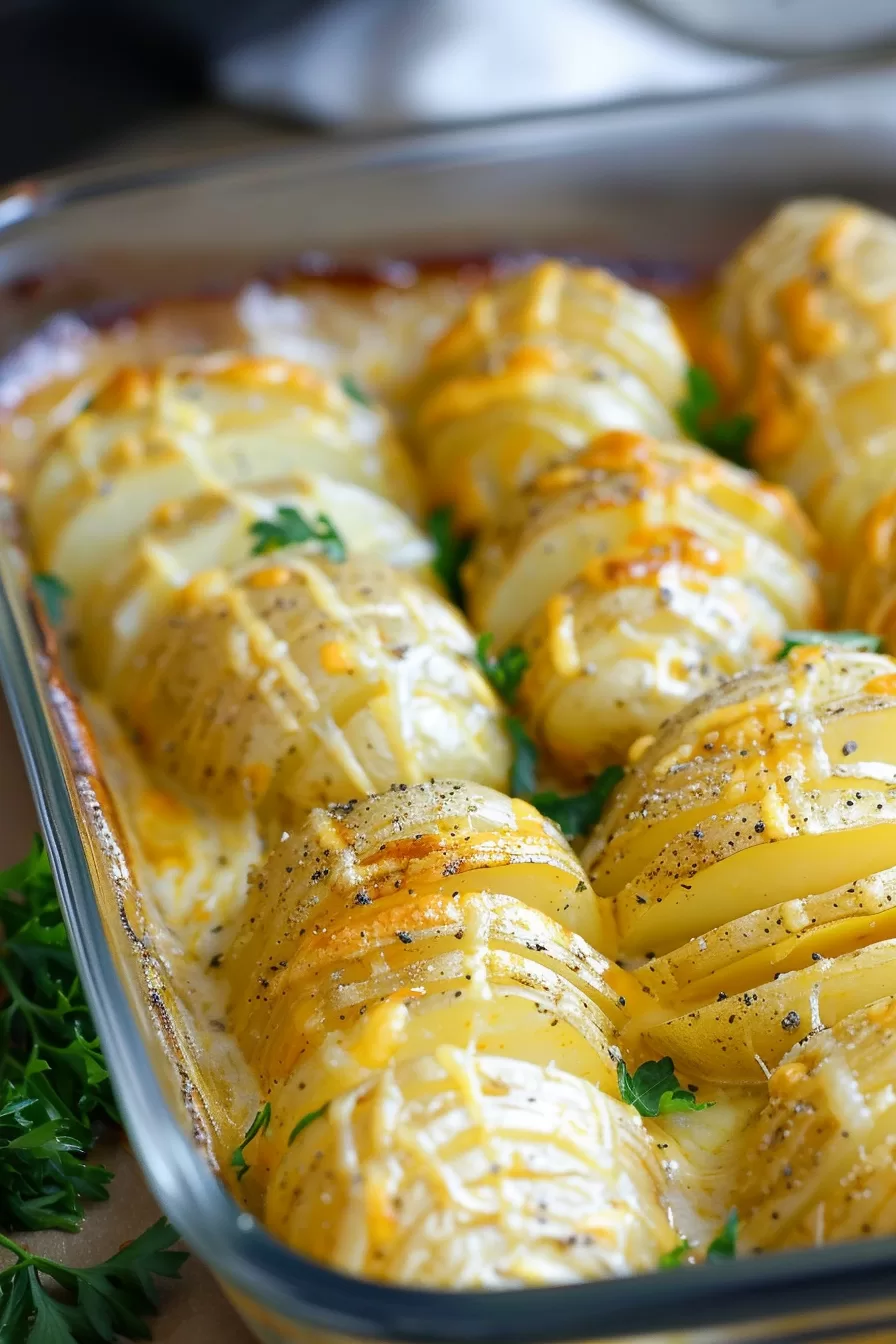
[28,356,421,598]
[263,1053,676,1286]
[465,434,819,647]
[412,261,687,529]
[110,557,510,835]
[739,997,896,1250]
[634,938,896,1083]
[77,473,434,689]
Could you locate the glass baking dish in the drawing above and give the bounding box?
[5,77,896,1344]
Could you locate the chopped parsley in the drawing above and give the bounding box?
[658,1239,691,1270]
[676,366,754,467]
[706,1210,738,1263]
[531,765,624,840]
[32,572,70,627]
[616,1056,714,1118]
[776,629,884,660]
[427,506,472,608]
[506,716,539,798]
[288,1102,329,1145]
[475,634,528,703]
[340,373,371,407]
[249,506,346,562]
[230,1103,271,1181]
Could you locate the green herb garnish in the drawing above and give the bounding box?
[231,1103,271,1181]
[506,716,539,798]
[776,629,884,660]
[288,1102,329,1145]
[32,573,70,627]
[340,373,371,407]
[427,507,472,608]
[475,634,528,703]
[249,506,346,562]
[706,1210,738,1263]
[658,1239,691,1270]
[616,1056,714,1118]
[0,836,117,1233]
[0,1216,187,1343]
[531,765,624,840]
[677,366,755,467]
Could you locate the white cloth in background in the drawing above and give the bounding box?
[215,0,779,127]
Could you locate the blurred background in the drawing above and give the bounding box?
[2,0,896,186]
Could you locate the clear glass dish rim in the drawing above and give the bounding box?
[0,119,896,1342]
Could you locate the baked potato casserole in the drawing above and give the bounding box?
[10,199,896,1292]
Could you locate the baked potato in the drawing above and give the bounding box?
[412,261,688,529]
[739,997,896,1251]
[465,431,821,777]
[225,781,674,1284]
[27,356,422,601]
[109,558,511,837]
[584,646,896,1082]
[714,198,896,579]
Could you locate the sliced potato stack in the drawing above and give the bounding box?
[738,997,896,1251]
[583,646,896,1083]
[413,260,689,530]
[465,430,820,777]
[844,487,896,650]
[109,556,510,839]
[27,354,511,831]
[226,781,675,1285]
[714,198,896,580]
[29,355,422,614]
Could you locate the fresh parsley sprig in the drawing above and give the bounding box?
[658,1239,691,1270]
[776,629,883,660]
[617,1056,714,1118]
[427,507,472,608]
[231,1104,271,1181]
[531,766,624,840]
[475,634,528,703]
[32,573,70,628]
[677,366,754,467]
[0,1216,187,1343]
[249,507,346,562]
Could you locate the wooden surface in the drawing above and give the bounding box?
[0,692,255,1342]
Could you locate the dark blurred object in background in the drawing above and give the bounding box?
[0,0,319,184]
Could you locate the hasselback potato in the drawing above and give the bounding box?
[714,199,896,581]
[584,646,896,1082]
[110,557,510,837]
[28,355,422,604]
[226,781,675,1283]
[464,430,821,777]
[739,997,896,1251]
[413,261,689,530]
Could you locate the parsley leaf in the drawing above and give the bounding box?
[475,634,528,703]
[616,1056,714,1118]
[506,716,539,798]
[0,835,119,1234]
[231,1104,271,1181]
[288,1102,329,1145]
[249,507,346,562]
[531,765,624,839]
[676,366,755,467]
[776,629,884,660]
[658,1239,691,1270]
[427,507,472,609]
[706,1210,738,1263]
[0,1216,187,1342]
[32,574,70,628]
[339,374,371,407]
